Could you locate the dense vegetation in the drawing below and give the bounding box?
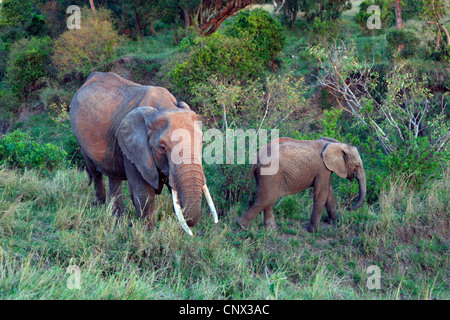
[0,0,449,300]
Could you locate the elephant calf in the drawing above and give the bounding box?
[236,137,366,232]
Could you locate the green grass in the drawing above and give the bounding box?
[117,30,179,61]
[0,165,448,299]
[1,0,449,301]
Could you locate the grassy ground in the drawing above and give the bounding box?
[0,165,448,299]
[1,0,449,301]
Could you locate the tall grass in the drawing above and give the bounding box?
[0,165,448,299]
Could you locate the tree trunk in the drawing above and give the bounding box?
[440,24,450,46]
[133,8,144,40]
[436,26,441,49]
[394,0,404,53]
[199,0,255,36]
[89,0,96,13]
[394,0,402,30]
[290,9,298,28]
[149,20,156,36]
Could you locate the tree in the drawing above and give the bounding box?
[52,8,124,78]
[121,0,177,39]
[423,0,450,49]
[89,0,97,13]
[393,0,404,53]
[309,40,450,173]
[394,0,402,30]
[281,0,300,28]
[0,0,34,36]
[179,0,255,36]
[294,0,352,22]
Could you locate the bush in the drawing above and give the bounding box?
[52,8,124,79]
[225,8,285,65]
[170,9,286,97]
[0,130,67,171]
[198,73,307,211]
[6,36,52,98]
[62,133,84,169]
[386,29,419,59]
[169,32,264,96]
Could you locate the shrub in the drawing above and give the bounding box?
[52,8,124,79]
[354,0,396,32]
[0,130,67,171]
[63,133,84,169]
[169,32,264,96]
[199,73,307,211]
[170,9,286,97]
[225,8,286,65]
[5,36,52,98]
[386,29,419,59]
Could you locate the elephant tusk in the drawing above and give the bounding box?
[203,185,218,224]
[171,189,193,236]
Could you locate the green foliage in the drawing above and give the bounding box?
[62,133,84,169]
[300,0,352,22]
[354,0,396,31]
[52,8,124,79]
[0,0,34,30]
[5,36,52,98]
[198,73,306,210]
[225,8,286,64]
[323,107,344,139]
[169,32,264,96]
[170,9,286,97]
[0,130,67,171]
[386,29,419,59]
[382,136,449,187]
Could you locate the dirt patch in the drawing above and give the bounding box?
[397,217,450,244]
[16,101,46,124]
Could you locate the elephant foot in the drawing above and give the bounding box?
[306,223,319,233]
[264,219,279,231]
[324,215,340,225]
[91,199,105,207]
[236,216,250,231]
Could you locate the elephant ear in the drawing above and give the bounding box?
[116,107,160,189]
[176,101,191,110]
[322,143,348,178]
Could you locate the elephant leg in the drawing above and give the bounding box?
[124,157,156,228]
[307,176,330,233]
[325,181,339,224]
[236,199,264,230]
[108,177,124,218]
[263,206,279,231]
[84,154,106,205]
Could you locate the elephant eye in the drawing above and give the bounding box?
[159,143,166,152]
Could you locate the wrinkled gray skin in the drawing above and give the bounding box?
[236,137,366,232]
[70,72,205,228]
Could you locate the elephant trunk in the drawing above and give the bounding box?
[349,170,366,211]
[175,163,204,227]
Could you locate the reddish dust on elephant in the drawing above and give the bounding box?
[236,137,366,232]
[70,72,218,235]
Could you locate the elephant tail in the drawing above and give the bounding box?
[86,167,93,186]
[249,164,256,205]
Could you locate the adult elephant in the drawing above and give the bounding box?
[70,72,218,235]
[236,137,366,232]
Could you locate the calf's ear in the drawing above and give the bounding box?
[321,143,348,178]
